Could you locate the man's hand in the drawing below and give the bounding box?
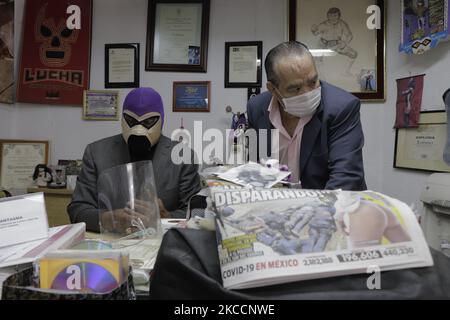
[130,198,170,218]
[158,198,170,218]
[101,198,172,234]
[100,208,147,234]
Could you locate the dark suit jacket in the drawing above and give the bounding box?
[246,81,366,191]
[67,134,201,232]
[149,229,450,300]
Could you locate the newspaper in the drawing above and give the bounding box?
[212,188,433,290]
[217,162,291,189]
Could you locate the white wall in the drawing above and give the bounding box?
[380,0,450,209]
[4,0,288,161]
[0,0,449,207]
[0,105,15,138]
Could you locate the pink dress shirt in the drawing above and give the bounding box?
[268,97,312,183]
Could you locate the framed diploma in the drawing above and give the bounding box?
[394,111,450,173]
[0,140,49,189]
[173,81,210,112]
[145,0,210,72]
[105,43,140,88]
[225,41,263,88]
[83,90,120,121]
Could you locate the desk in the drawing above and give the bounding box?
[85,232,161,297]
[27,187,72,227]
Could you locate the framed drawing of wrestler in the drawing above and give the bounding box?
[289,0,385,101]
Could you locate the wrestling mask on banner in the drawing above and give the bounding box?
[122,88,164,159]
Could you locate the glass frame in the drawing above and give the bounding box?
[224,41,263,88]
[394,111,450,173]
[289,0,386,101]
[172,81,211,112]
[0,140,49,189]
[105,43,140,88]
[83,90,120,121]
[145,0,210,72]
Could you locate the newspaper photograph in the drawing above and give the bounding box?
[217,162,291,189]
[212,188,433,289]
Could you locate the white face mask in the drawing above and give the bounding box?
[277,86,322,118]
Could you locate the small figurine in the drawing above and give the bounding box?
[48,165,66,189]
[226,106,248,142]
[32,164,53,187]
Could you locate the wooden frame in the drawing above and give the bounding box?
[0,139,49,189]
[289,0,385,101]
[225,41,263,88]
[105,43,140,88]
[145,0,210,72]
[83,90,120,121]
[394,111,450,173]
[173,81,211,112]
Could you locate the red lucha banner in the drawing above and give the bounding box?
[394,74,425,129]
[16,0,92,105]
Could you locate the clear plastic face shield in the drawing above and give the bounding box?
[96,160,162,248]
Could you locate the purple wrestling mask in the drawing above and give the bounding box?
[121,88,164,158]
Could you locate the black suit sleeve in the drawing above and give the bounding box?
[167,146,201,218]
[169,161,201,219]
[325,98,367,191]
[67,144,101,232]
[246,96,256,129]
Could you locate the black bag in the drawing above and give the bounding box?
[149,228,450,300]
[2,266,136,300]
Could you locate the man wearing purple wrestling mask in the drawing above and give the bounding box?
[67,88,201,233]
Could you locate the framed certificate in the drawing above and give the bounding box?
[145,0,210,72]
[83,90,120,121]
[289,0,385,101]
[225,41,263,88]
[0,140,49,189]
[394,111,450,173]
[105,43,140,88]
[173,81,210,112]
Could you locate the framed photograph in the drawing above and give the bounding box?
[58,160,82,176]
[0,140,49,189]
[289,0,385,101]
[173,81,210,112]
[145,0,210,72]
[83,90,120,121]
[225,41,263,88]
[394,111,450,173]
[105,43,140,88]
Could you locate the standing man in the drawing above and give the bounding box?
[247,41,366,191]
